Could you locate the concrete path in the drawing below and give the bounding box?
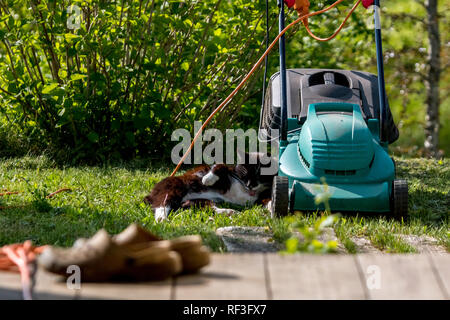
[1,253,448,300]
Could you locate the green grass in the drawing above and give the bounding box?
[0,156,448,253]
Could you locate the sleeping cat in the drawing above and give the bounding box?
[144,152,275,222]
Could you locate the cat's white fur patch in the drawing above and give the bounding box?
[202,172,220,186]
[183,177,258,206]
[212,206,237,215]
[195,171,205,178]
[251,183,267,192]
[155,206,170,222]
[226,179,259,205]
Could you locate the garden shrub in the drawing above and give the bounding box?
[0,0,270,163]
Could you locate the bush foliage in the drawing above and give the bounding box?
[0,0,271,163]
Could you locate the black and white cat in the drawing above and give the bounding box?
[144,152,275,222]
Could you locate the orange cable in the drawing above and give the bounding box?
[0,242,47,300]
[0,188,71,198]
[0,188,71,210]
[303,0,362,41]
[170,0,361,177]
[0,191,20,196]
[46,188,72,199]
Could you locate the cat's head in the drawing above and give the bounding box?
[233,151,277,193]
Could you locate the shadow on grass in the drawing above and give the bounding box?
[0,202,225,251]
[0,203,134,247]
[408,188,449,226]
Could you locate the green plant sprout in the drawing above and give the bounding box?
[283,177,340,254]
[314,177,333,214]
[23,178,52,213]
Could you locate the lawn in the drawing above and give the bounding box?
[0,156,448,253]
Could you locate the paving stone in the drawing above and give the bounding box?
[350,236,383,254]
[397,234,448,254]
[215,226,282,253]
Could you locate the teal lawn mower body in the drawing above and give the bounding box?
[259,0,408,219]
[280,102,393,213]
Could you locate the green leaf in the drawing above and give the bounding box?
[58,108,66,117]
[58,69,68,79]
[87,132,99,143]
[70,74,87,81]
[285,237,298,253]
[42,83,59,94]
[64,33,81,43]
[181,62,189,71]
[326,240,338,250]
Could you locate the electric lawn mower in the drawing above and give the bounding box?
[259,0,408,219]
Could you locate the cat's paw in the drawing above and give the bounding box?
[202,172,220,186]
[154,207,170,222]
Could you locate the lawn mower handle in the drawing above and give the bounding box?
[373,0,388,143]
[278,0,288,141]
